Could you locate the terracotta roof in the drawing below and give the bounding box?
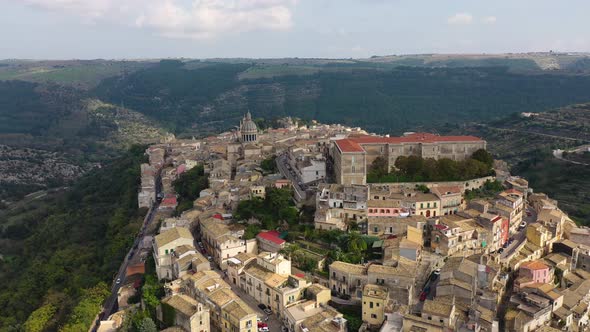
[352,133,482,144]
[520,260,549,271]
[334,139,365,153]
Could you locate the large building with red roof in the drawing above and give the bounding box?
[332,133,486,185]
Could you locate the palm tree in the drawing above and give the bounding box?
[279,243,301,261]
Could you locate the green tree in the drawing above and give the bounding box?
[138,318,157,332]
[23,304,57,332]
[370,156,389,178]
[260,156,278,173]
[345,232,367,253]
[60,283,111,332]
[472,149,494,168]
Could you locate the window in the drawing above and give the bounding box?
[427,203,430,208]
[371,314,377,319]
[377,303,380,307]
[374,227,378,233]
[370,302,374,308]
[420,203,424,209]
[333,272,336,278]
[165,249,169,254]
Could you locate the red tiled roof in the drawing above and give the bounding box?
[257,231,286,245]
[335,133,483,153]
[520,260,549,271]
[353,133,482,144]
[334,139,365,153]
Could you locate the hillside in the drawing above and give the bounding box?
[94,60,590,136]
[0,146,146,331]
[441,104,590,224]
[4,56,590,200]
[0,80,168,201]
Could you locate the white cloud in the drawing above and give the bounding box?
[17,0,297,39]
[447,12,473,25]
[482,16,497,24]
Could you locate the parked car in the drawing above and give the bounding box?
[519,221,527,229]
[498,248,504,254]
[258,304,267,310]
[419,291,427,301]
[263,308,273,315]
[259,327,269,332]
[115,278,121,285]
[207,255,213,261]
[433,268,441,275]
[526,212,532,217]
[258,322,268,328]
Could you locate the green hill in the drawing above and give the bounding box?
[94,60,590,136]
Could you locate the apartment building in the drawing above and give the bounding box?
[157,294,210,332]
[181,270,258,332]
[362,284,389,328]
[232,252,311,319]
[329,261,416,304]
[431,185,464,215]
[431,215,488,256]
[154,227,195,280]
[314,184,368,231]
[200,217,257,269]
[495,189,525,230]
[221,298,257,332]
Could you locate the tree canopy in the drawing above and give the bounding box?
[368,151,494,183]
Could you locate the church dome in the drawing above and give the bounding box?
[240,112,258,133]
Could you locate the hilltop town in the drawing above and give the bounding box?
[98,114,588,332]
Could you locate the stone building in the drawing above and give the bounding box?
[332,133,486,185]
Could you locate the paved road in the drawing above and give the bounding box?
[480,124,590,143]
[413,273,439,314]
[91,201,160,331]
[500,206,536,260]
[553,145,590,166]
[224,277,283,332]
[276,153,306,202]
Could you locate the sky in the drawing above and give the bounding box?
[1,0,590,59]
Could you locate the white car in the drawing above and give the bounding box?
[519,221,527,229]
[115,278,121,285]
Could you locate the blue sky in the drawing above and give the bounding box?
[1,0,589,59]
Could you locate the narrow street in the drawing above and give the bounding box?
[276,153,306,201]
[500,206,536,260]
[222,276,284,332]
[91,193,161,331]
